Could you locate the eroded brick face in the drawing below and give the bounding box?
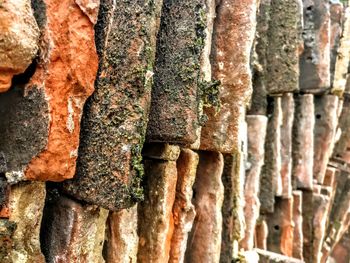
[1,0,350,262]
[0,0,39,92]
[0,0,99,182]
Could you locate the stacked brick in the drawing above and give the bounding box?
[247,0,350,262]
[1,0,350,263]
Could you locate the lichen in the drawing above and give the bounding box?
[146,0,207,144]
[63,0,161,210]
[199,79,221,111]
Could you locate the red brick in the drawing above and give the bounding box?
[280,94,295,198]
[256,218,269,250]
[313,95,339,184]
[330,2,344,84]
[104,206,139,263]
[332,8,350,96]
[41,194,108,263]
[0,0,39,92]
[292,191,304,260]
[293,94,314,190]
[221,153,246,261]
[260,97,282,213]
[313,188,331,263]
[266,198,294,257]
[137,160,177,263]
[241,115,268,250]
[200,0,258,153]
[186,151,224,262]
[169,149,199,263]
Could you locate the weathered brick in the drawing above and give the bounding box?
[292,94,314,190]
[313,95,339,184]
[323,166,337,187]
[329,227,350,263]
[266,198,294,257]
[280,94,295,198]
[256,217,269,250]
[323,213,350,263]
[191,0,216,149]
[221,153,246,262]
[292,191,303,260]
[0,0,99,182]
[302,190,314,262]
[142,144,180,161]
[104,206,139,263]
[313,187,331,263]
[169,149,198,263]
[186,151,224,263]
[300,0,331,93]
[332,8,350,96]
[0,0,39,92]
[266,0,302,94]
[260,97,282,213]
[63,0,163,210]
[41,193,108,263]
[137,160,177,263]
[322,174,350,260]
[330,2,344,85]
[0,182,45,263]
[241,115,268,250]
[248,0,271,116]
[333,96,350,159]
[146,0,207,145]
[199,0,258,153]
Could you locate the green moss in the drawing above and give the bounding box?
[199,79,221,111]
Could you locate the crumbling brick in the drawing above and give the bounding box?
[332,8,350,96]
